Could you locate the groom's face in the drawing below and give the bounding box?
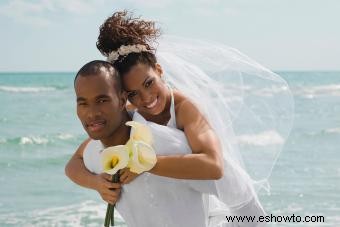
[75,72,125,140]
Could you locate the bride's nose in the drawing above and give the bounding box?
[139,90,152,103]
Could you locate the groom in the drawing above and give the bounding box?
[66,60,266,227]
[66,60,130,205]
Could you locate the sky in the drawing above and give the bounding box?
[0,0,339,72]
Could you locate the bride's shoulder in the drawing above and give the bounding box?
[173,90,206,127]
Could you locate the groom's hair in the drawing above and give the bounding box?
[74,60,122,92]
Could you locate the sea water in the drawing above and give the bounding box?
[0,72,339,226]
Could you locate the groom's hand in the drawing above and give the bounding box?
[94,173,121,205]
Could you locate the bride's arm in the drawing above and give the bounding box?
[149,98,224,180]
[65,139,121,205]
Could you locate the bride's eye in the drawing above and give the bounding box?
[127,91,137,99]
[145,79,154,88]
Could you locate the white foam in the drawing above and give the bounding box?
[295,84,340,97]
[0,138,6,144]
[324,127,340,134]
[19,136,48,145]
[236,130,284,146]
[253,85,290,97]
[57,133,74,140]
[0,85,56,93]
[0,200,125,226]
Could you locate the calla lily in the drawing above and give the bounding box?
[126,121,153,144]
[101,145,129,175]
[128,140,157,174]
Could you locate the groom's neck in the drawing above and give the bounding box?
[100,111,131,147]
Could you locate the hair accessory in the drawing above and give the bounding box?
[107,44,150,63]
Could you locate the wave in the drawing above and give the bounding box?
[300,127,340,138]
[324,127,340,134]
[236,130,284,146]
[294,84,340,98]
[0,200,126,226]
[226,83,340,98]
[0,85,58,93]
[0,133,81,146]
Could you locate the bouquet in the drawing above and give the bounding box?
[101,121,157,226]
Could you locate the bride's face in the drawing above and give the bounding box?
[122,63,170,115]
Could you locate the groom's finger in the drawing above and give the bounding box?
[104,188,121,196]
[104,190,121,204]
[101,173,113,182]
[106,182,121,190]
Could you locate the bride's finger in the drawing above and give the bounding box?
[119,172,128,182]
[119,167,128,175]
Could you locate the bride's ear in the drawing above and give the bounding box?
[155,63,163,77]
[119,91,128,111]
[125,100,137,111]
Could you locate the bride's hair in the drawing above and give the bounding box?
[97,10,161,75]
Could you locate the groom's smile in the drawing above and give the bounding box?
[86,119,107,133]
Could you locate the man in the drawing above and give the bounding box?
[66,60,129,205]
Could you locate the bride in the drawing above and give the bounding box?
[65,11,293,227]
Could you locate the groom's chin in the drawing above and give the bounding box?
[85,130,104,141]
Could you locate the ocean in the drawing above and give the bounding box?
[0,71,339,226]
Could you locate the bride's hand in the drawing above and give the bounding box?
[94,173,121,205]
[119,168,139,184]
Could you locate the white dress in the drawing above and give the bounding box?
[83,90,266,227]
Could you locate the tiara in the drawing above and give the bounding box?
[107,44,150,63]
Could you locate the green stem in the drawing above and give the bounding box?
[104,204,112,227]
[104,171,120,227]
[110,205,114,226]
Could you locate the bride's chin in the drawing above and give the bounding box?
[146,107,162,115]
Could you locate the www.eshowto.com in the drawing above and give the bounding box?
[225,213,325,224]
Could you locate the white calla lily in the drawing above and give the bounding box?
[101,145,129,175]
[126,121,153,144]
[128,140,157,174]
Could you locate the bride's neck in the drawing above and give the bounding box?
[141,91,172,125]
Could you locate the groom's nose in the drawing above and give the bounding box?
[87,104,102,119]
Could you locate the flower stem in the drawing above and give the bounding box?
[104,171,120,227]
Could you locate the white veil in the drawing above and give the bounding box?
[156,36,294,195]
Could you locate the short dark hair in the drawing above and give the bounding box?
[74,60,122,92]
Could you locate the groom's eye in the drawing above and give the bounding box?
[78,102,87,106]
[98,99,108,103]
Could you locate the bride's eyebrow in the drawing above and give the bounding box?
[142,76,152,86]
[125,76,151,93]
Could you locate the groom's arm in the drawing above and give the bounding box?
[65,139,121,205]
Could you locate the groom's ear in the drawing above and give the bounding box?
[118,91,128,111]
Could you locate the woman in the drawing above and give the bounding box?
[66,10,293,226]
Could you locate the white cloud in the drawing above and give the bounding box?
[0,0,106,27]
[0,0,51,26]
[125,0,172,9]
[54,0,99,14]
